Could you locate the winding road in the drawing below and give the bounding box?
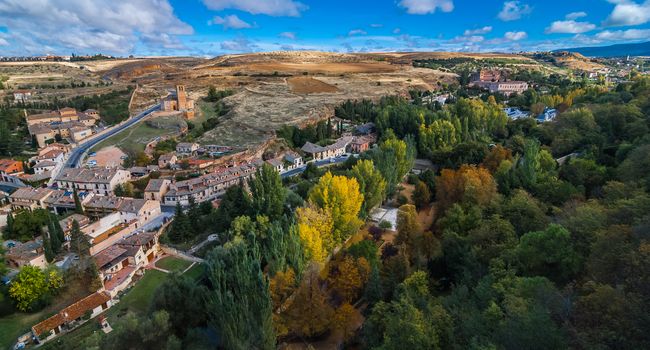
[64,104,161,168]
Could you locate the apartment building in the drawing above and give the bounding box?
[55,168,131,196]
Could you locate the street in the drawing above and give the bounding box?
[65,104,161,169]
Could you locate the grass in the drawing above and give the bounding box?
[90,119,179,155]
[183,263,205,281]
[155,256,192,273]
[114,270,167,315]
[0,309,49,349]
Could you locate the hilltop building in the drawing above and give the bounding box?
[161,85,195,119]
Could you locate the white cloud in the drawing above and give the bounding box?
[398,0,454,15]
[0,38,9,46]
[546,20,596,34]
[464,26,493,35]
[498,1,532,21]
[220,37,258,52]
[603,0,650,27]
[596,28,650,40]
[566,11,587,20]
[348,29,368,36]
[0,0,192,54]
[504,31,527,40]
[279,32,297,40]
[202,0,307,17]
[208,15,253,30]
[451,35,485,43]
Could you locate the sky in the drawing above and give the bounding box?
[0,0,650,57]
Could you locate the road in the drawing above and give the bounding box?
[281,154,354,178]
[65,104,161,168]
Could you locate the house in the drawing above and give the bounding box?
[349,135,376,154]
[284,152,303,171]
[9,187,57,211]
[25,107,99,126]
[187,158,214,170]
[33,160,58,174]
[537,108,558,123]
[13,90,32,102]
[0,159,24,182]
[59,214,91,240]
[117,231,159,267]
[355,122,376,135]
[55,168,131,196]
[202,144,233,155]
[301,136,352,161]
[83,196,161,227]
[31,292,112,343]
[158,152,177,168]
[504,107,529,120]
[127,165,159,178]
[26,108,99,147]
[161,85,195,119]
[266,158,285,173]
[5,238,47,268]
[144,179,171,201]
[43,190,94,215]
[176,142,199,155]
[83,213,140,256]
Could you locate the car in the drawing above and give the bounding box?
[329,158,336,163]
[88,152,96,157]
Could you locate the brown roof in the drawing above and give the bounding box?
[118,231,157,248]
[32,292,110,336]
[94,245,128,268]
[0,159,22,172]
[145,179,169,192]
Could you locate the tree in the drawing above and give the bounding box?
[73,188,84,214]
[296,205,333,263]
[283,269,334,338]
[501,189,548,236]
[212,183,251,233]
[9,266,61,311]
[332,303,363,345]
[9,209,50,242]
[43,233,55,263]
[516,224,580,283]
[151,274,209,337]
[364,271,452,350]
[482,145,513,173]
[249,163,287,220]
[348,160,387,216]
[70,220,90,258]
[372,135,415,195]
[206,239,275,350]
[412,180,431,210]
[328,255,371,302]
[308,172,363,243]
[102,310,182,350]
[436,165,497,213]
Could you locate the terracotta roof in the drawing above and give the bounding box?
[0,159,22,172]
[94,245,128,268]
[118,231,157,248]
[32,292,110,336]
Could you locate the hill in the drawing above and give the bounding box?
[558,41,650,57]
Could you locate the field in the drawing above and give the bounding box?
[88,146,126,167]
[287,76,339,94]
[0,309,49,349]
[155,256,193,273]
[90,115,184,156]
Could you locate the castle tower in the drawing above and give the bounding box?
[176,85,187,110]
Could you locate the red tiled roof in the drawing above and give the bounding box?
[32,292,110,336]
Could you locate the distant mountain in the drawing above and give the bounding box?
[557,41,650,57]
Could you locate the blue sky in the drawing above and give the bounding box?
[1,0,649,56]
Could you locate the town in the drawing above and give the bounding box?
[1,1,649,348]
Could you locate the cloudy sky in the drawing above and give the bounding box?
[0,0,649,56]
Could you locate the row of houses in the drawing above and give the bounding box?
[26,108,100,148]
[301,134,376,161]
[469,69,529,96]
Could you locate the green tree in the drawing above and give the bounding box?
[73,188,84,214]
[412,180,431,210]
[516,224,580,283]
[70,220,90,258]
[250,163,287,220]
[348,159,387,216]
[8,266,56,311]
[206,238,275,350]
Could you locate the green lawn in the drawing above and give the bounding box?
[114,269,167,315]
[155,256,192,273]
[0,309,49,349]
[90,119,180,155]
[183,263,205,281]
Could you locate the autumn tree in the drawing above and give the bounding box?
[332,303,363,345]
[348,159,386,216]
[481,144,512,173]
[308,172,363,243]
[296,205,334,263]
[412,180,431,210]
[283,269,334,338]
[328,255,371,302]
[436,165,497,213]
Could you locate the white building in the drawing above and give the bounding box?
[55,168,131,196]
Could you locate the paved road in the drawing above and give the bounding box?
[281,154,354,178]
[65,104,161,168]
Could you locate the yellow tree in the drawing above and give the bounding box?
[332,303,363,344]
[436,165,497,213]
[328,256,371,303]
[296,205,334,263]
[308,172,363,244]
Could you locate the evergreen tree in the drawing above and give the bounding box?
[70,220,90,258]
[47,219,62,255]
[4,211,13,238]
[43,233,55,262]
[170,202,191,243]
[73,188,84,215]
[250,164,287,220]
[206,239,275,350]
